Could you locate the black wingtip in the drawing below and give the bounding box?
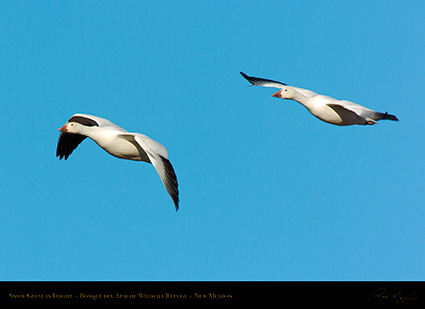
[172,190,179,212]
[240,71,251,81]
[160,155,180,212]
[240,71,255,86]
[172,190,180,212]
[239,71,287,87]
[56,132,86,161]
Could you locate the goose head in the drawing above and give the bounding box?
[58,122,85,134]
[272,87,298,100]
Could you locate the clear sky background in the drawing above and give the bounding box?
[0,1,424,281]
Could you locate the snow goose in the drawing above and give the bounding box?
[240,72,398,126]
[56,113,179,211]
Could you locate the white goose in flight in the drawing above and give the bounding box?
[56,113,179,211]
[240,72,398,126]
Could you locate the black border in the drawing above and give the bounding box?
[2,281,424,306]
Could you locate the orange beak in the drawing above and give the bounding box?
[272,90,282,98]
[58,124,68,132]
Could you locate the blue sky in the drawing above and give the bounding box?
[0,1,424,281]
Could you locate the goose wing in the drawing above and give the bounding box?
[120,133,180,211]
[240,72,318,98]
[56,132,86,160]
[240,71,287,88]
